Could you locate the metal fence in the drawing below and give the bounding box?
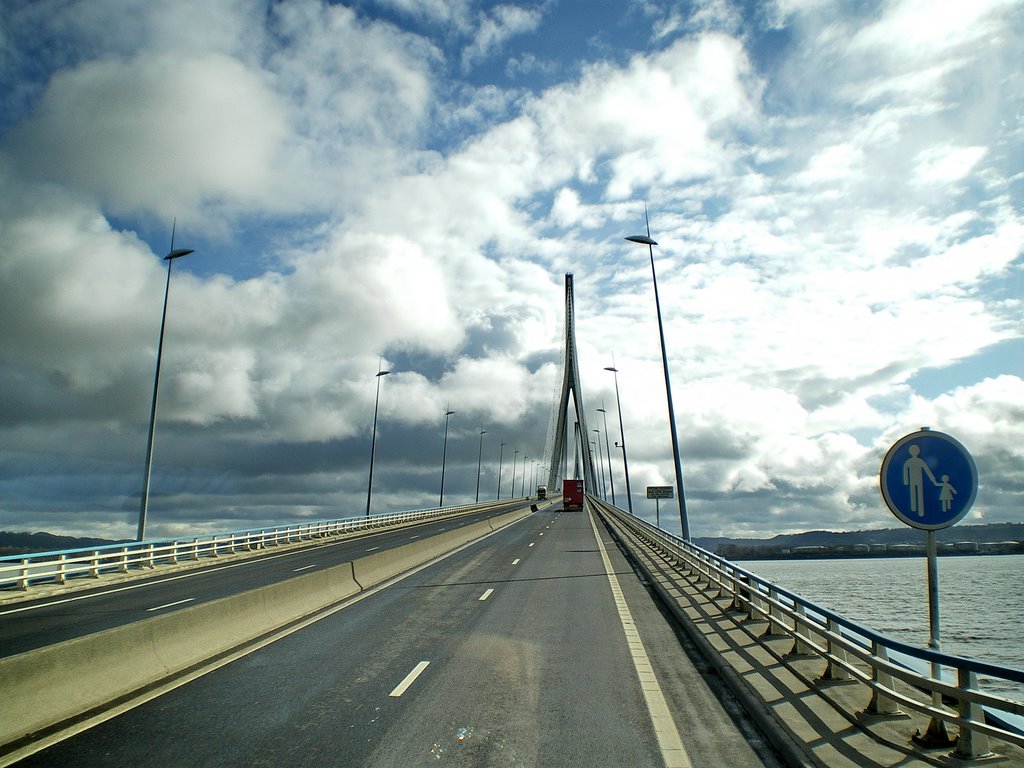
[593,498,1024,760]
[0,500,513,591]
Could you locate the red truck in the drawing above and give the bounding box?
[562,479,584,511]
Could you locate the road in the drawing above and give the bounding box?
[13,507,778,767]
[0,505,525,658]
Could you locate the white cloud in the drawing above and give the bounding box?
[461,4,544,71]
[13,53,292,222]
[913,144,988,185]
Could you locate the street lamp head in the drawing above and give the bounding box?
[376,370,391,377]
[625,235,657,246]
[597,407,606,413]
[445,409,455,416]
[164,248,194,261]
[604,366,618,373]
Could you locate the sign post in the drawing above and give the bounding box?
[647,486,673,528]
[879,428,977,746]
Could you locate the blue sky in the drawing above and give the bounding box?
[0,0,1021,541]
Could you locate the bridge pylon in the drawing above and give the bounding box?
[544,274,598,496]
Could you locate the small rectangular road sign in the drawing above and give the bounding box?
[647,486,674,499]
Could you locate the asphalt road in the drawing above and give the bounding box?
[0,504,526,658]
[13,507,779,767]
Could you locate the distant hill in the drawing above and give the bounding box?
[695,522,1024,559]
[0,531,128,557]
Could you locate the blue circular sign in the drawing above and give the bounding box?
[880,429,978,530]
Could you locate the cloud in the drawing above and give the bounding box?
[12,53,291,221]
[461,4,544,71]
[0,0,1020,542]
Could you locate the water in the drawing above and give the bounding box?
[740,555,1024,697]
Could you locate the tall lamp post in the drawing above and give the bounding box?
[511,450,518,498]
[497,441,506,500]
[596,406,616,505]
[521,455,529,497]
[439,406,455,507]
[475,426,487,502]
[604,366,633,515]
[365,364,390,517]
[138,243,194,541]
[592,429,606,500]
[626,208,689,539]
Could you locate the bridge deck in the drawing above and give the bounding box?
[5,506,775,767]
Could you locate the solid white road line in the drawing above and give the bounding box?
[146,598,195,612]
[478,588,494,601]
[389,661,430,697]
[587,510,692,768]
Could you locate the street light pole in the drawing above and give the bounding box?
[521,454,528,497]
[439,406,455,507]
[626,206,690,539]
[475,426,487,502]
[497,441,506,500]
[511,450,518,498]
[597,406,616,505]
[592,429,606,500]
[365,363,390,517]
[138,242,194,542]
[604,366,633,515]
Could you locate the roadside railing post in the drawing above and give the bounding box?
[864,641,903,716]
[789,603,816,656]
[762,587,788,637]
[954,667,992,759]
[731,573,751,615]
[820,618,852,680]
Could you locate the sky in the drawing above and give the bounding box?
[0,0,1021,542]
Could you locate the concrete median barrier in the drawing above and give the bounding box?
[0,506,534,752]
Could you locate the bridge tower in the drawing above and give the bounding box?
[544,274,599,495]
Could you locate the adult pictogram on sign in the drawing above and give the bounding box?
[880,429,977,531]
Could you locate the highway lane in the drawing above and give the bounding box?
[14,506,779,767]
[0,503,532,658]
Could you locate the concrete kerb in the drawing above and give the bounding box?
[0,505,535,753]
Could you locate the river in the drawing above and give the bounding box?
[740,554,1023,696]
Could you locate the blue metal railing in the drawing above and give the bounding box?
[592,496,1024,759]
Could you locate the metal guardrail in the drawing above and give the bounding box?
[0,500,521,591]
[592,497,1024,760]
